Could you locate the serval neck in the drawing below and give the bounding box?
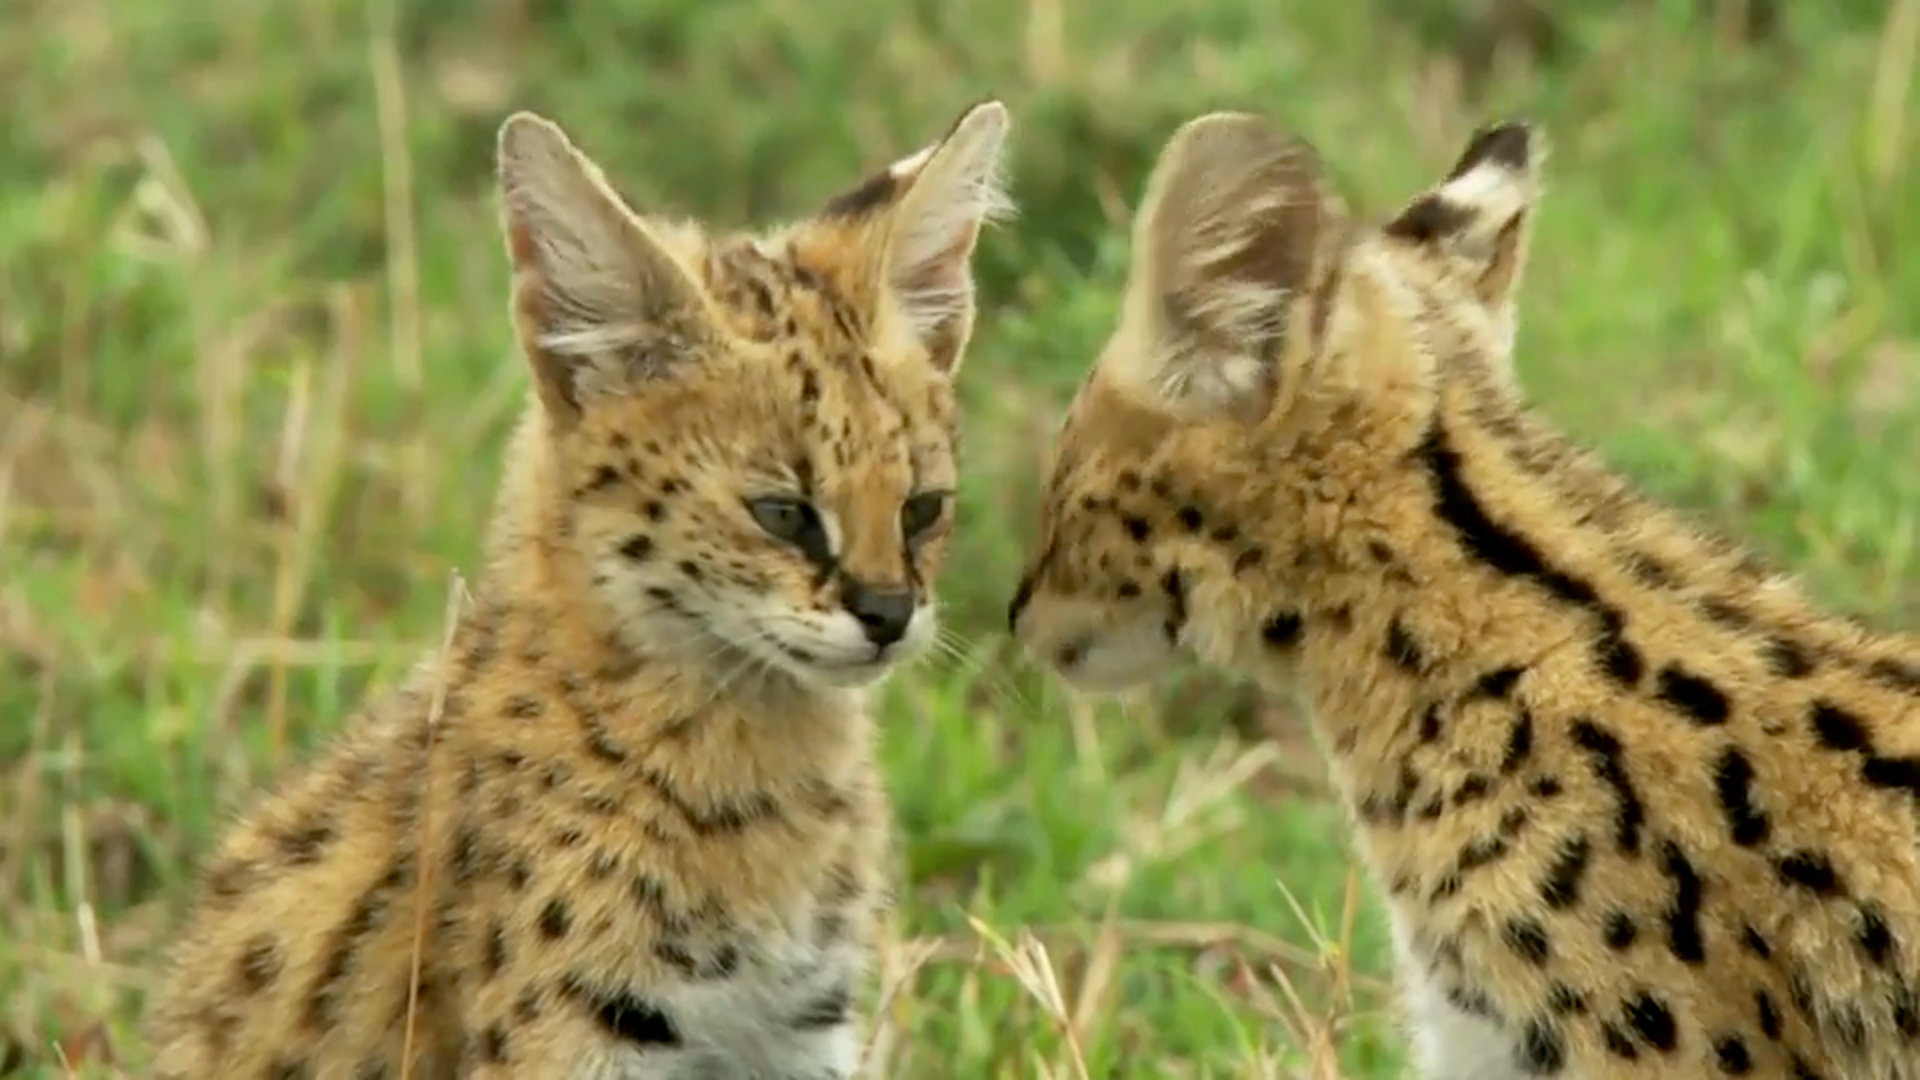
[1215,376,1915,794]
[459,512,866,773]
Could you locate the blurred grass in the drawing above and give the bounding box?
[1,0,1916,1076]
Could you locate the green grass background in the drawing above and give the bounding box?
[1,0,1915,1076]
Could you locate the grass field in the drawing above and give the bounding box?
[2,0,1916,1076]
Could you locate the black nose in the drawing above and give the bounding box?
[842,580,914,648]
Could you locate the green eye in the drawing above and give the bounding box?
[901,491,949,540]
[746,496,830,562]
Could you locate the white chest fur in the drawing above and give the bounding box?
[576,915,869,1080]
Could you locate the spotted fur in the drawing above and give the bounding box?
[145,100,1012,1080]
[1009,112,1920,1078]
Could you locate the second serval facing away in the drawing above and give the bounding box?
[1008,112,1920,1078]
[146,100,1011,1080]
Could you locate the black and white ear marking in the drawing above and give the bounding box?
[1384,120,1544,312]
[816,99,1014,375]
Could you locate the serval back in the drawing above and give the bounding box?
[1008,111,1920,1078]
[145,99,1012,1080]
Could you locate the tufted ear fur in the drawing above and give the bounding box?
[1383,121,1544,346]
[816,100,1013,375]
[1110,112,1343,419]
[496,111,720,426]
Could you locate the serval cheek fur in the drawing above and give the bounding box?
[1012,111,1920,1078]
[145,99,1012,1080]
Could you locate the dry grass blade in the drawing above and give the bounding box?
[396,570,471,1080]
[967,915,1092,1080]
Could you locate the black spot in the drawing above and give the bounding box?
[591,986,681,1046]
[1599,1022,1640,1059]
[483,922,509,978]
[1446,984,1500,1019]
[1855,904,1895,967]
[1418,702,1445,743]
[1499,809,1531,842]
[1160,570,1187,642]
[791,982,853,1029]
[1529,776,1562,798]
[448,824,486,885]
[1503,918,1551,966]
[1713,1035,1752,1074]
[582,465,621,494]
[1764,638,1816,678]
[1604,911,1638,950]
[1571,719,1644,856]
[503,695,542,719]
[1383,617,1426,671]
[1594,621,1646,688]
[1868,657,1920,694]
[1810,700,1869,751]
[1516,1019,1566,1075]
[1456,834,1510,876]
[539,897,573,939]
[1547,983,1588,1015]
[1501,709,1534,774]
[1712,748,1770,847]
[1863,755,1920,798]
[1539,834,1591,909]
[1452,774,1492,805]
[1755,991,1781,1039]
[235,934,283,991]
[481,1025,509,1063]
[619,535,654,562]
[1624,990,1678,1052]
[1659,841,1706,964]
[1741,925,1772,958]
[1654,665,1730,726]
[271,819,336,865]
[1893,983,1920,1037]
[1774,850,1845,896]
[1121,515,1151,542]
[1261,610,1304,648]
[1175,506,1203,532]
[1473,665,1525,699]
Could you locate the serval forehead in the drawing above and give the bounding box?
[698,237,865,347]
[698,239,960,474]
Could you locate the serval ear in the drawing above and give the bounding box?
[813,99,1014,376]
[1384,121,1544,344]
[496,111,721,426]
[1110,111,1345,420]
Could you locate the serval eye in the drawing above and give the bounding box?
[746,495,827,555]
[901,491,948,540]
[747,496,817,540]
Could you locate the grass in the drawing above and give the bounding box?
[1,0,1915,1076]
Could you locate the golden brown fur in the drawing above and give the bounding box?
[1009,113,1920,1078]
[146,100,1012,1080]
